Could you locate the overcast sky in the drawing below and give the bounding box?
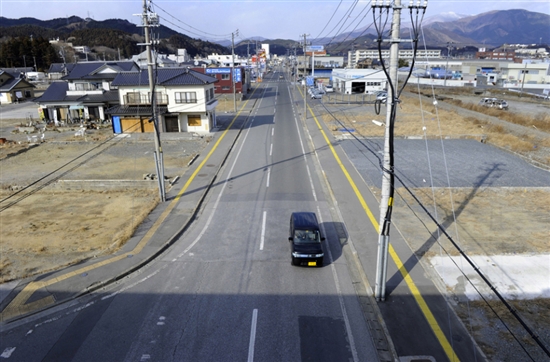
[1,0,549,41]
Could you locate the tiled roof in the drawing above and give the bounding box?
[0,77,36,92]
[34,82,68,102]
[111,68,217,87]
[62,61,138,80]
[48,63,77,74]
[34,82,119,104]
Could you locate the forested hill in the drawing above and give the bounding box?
[0,16,229,70]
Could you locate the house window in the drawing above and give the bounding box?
[188,115,201,126]
[126,92,142,104]
[175,92,197,104]
[210,88,214,99]
[222,86,230,91]
[221,74,230,80]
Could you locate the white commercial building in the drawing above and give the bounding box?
[332,69,387,94]
[348,49,441,68]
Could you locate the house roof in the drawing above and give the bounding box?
[48,63,77,74]
[34,81,119,104]
[111,68,218,87]
[0,71,35,92]
[61,61,138,81]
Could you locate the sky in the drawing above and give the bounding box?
[1,0,549,42]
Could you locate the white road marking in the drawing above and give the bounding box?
[175,97,260,259]
[269,143,273,156]
[292,115,317,202]
[0,347,16,358]
[317,196,358,360]
[247,309,258,362]
[260,211,267,250]
[266,168,271,188]
[272,128,274,137]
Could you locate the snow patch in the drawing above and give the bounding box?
[429,254,550,300]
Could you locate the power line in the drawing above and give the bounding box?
[150,0,232,39]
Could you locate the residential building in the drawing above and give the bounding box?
[107,67,218,134]
[207,53,248,67]
[0,69,36,104]
[35,61,138,123]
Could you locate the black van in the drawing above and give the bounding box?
[288,212,325,267]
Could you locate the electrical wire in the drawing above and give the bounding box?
[311,0,344,43]
[150,0,233,39]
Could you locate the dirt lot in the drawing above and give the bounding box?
[1,88,549,360]
[0,125,208,283]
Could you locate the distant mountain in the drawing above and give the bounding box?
[318,9,549,49]
[423,9,550,46]
[0,16,229,58]
[421,12,470,25]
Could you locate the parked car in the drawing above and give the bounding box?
[311,92,322,99]
[325,84,334,93]
[375,91,388,102]
[479,97,508,110]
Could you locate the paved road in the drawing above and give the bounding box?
[0,71,379,361]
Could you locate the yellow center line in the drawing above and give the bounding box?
[1,91,257,321]
[304,95,460,362]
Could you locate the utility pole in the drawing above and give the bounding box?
[231,30,238,112]
[519,62,528,98]
[301,34,308,120]
[444,42,453,87]
[374,0,402,302]
[137,0,165,202]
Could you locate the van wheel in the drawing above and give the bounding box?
[291,257,296,266]
[318,258,324,267]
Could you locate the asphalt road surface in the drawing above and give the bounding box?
[0,73,380,361]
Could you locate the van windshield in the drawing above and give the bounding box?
[294,230,320,244]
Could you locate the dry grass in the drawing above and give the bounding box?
[0,189,159,283]
[322,91,550,168]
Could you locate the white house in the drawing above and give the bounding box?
[108,68,219,134]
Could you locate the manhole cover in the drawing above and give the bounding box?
[198,173,207,177]
[206,164,215,167]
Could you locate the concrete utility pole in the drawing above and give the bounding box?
[139,0,165,202]
[231,30,239,112]
[374,0,402,302]
[301,34,308,120]
[444,41,454,87]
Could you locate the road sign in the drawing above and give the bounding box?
[306,45,324,52]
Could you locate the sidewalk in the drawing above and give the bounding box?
[0,103,256,324]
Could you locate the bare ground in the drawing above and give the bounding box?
[0,125,208,283]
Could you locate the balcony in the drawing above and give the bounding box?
[123,93,168,105]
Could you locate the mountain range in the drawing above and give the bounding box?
[1,9,549,61]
